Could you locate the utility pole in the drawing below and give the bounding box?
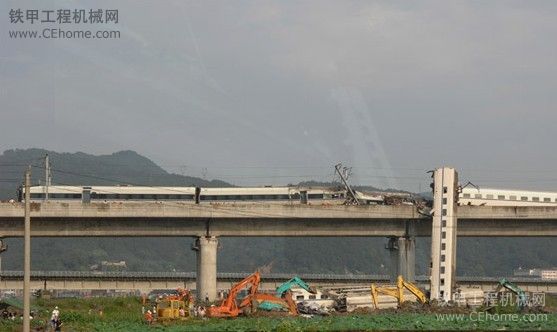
[44,154,51,201]
[0,238,7,285]
[23,167,31,332]
[335,163,360,205]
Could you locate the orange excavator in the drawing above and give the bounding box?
[252,292,297,315]
[206,272,261,318]
[253,276,316,315]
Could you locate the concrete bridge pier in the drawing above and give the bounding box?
[192,236,218,302]
[386,236,416,282]
[397,236,415,282]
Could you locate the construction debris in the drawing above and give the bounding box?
[296,301,330,316]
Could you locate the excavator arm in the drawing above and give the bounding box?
[495,278,527,309]
[370,283,400,309]
[257,276,316,315]
[276,277,315,297]
[206,272,261,318]
[371,276,427,309]
[398,276,427,304]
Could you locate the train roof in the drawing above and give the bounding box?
[461,187,557,196]
[28,185,344,195]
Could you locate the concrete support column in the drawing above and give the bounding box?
[386,237,399,282]
[386,236,415,282]
[397,237,415,282]
[193,236,218,302]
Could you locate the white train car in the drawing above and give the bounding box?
[21,185,346,204]
[459,187,557,206]
[25,185,196,201]
[199,187,344,202]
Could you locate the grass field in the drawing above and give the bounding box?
[0,297,556,331]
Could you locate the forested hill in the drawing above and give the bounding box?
[0,148,231,200]
[0,148,555,277]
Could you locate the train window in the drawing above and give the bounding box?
[441,254,445,262]
[521,196,528,201]
[441,231,446,239]
[532,197,539,202]
[509,195,517,200]
[296,295,304,300]
[486,194,493,199]
[441,243,446,250]
[442,220,446,227]
[30,193,43,199]
[308,194,324,199]
[308,295,316,300]
[462,194,470,198]
[474,194,482,199]
[544,198,551,202]
[497,195,505,200]
[442,209,447,216]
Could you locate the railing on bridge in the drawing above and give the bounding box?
[0,271,554,284]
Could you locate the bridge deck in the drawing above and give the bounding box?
[0,202,555,237]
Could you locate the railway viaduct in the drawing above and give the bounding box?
[0,200,556,301]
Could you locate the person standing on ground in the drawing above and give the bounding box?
[50,306,60,330]
[144,310,153,325]
[54,317,63,332]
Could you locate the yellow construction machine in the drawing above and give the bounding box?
[156,289,192,320]
[370,275,427,309]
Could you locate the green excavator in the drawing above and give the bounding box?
[495,278,528,309]
[257,276,315,313]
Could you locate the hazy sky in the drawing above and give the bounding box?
[1,1,557,191]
